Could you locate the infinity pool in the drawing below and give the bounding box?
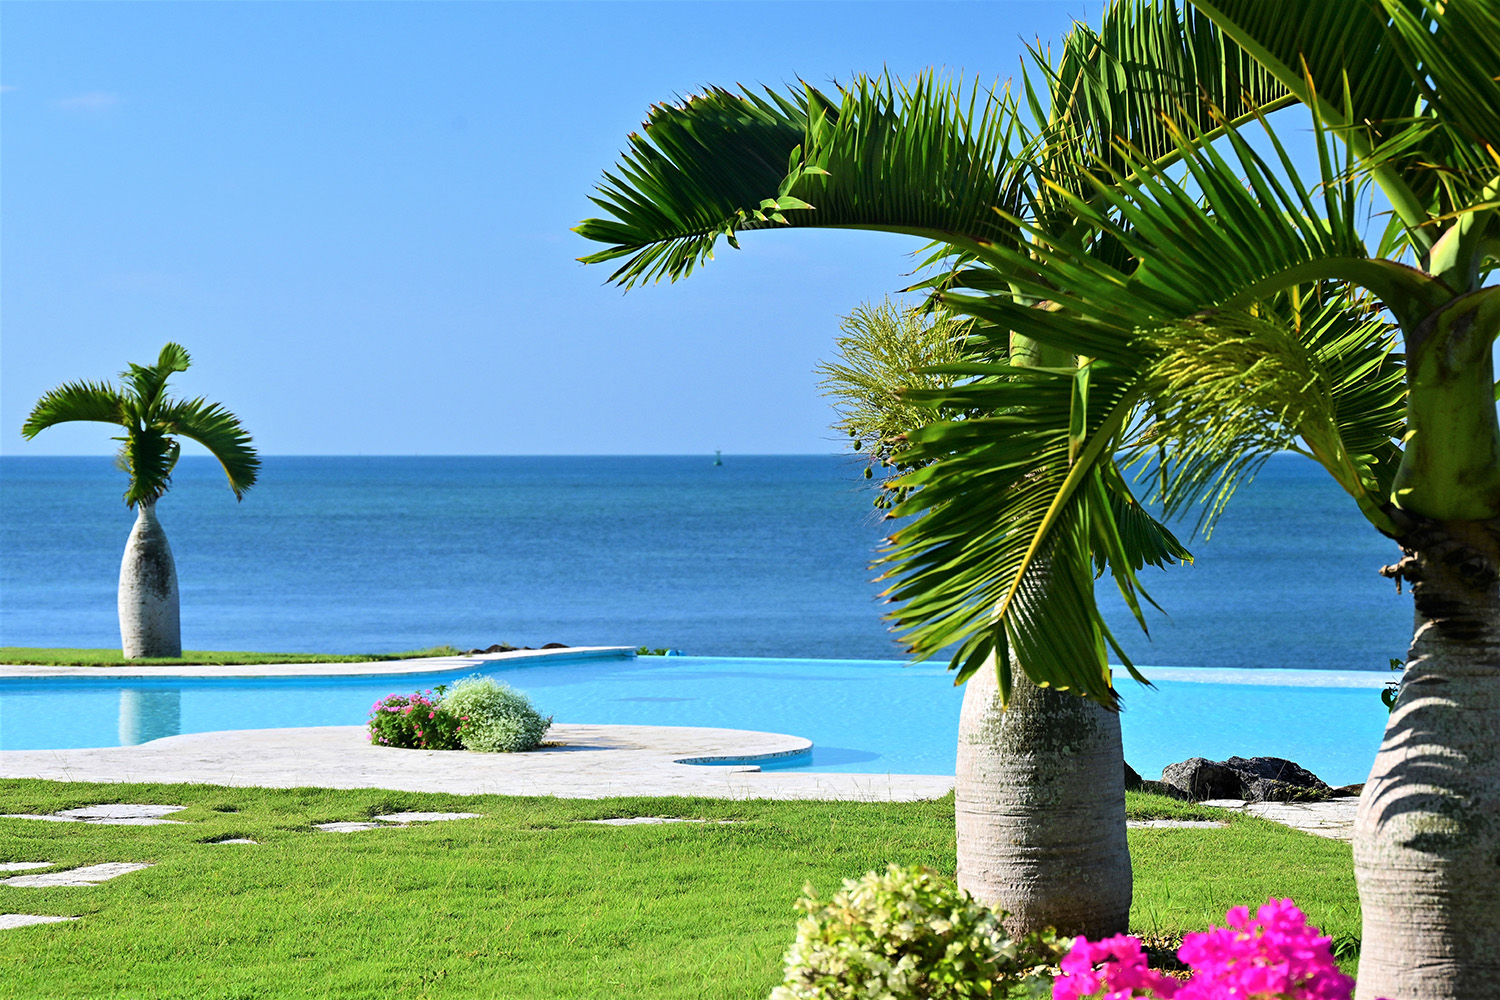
[0,655,1391,785]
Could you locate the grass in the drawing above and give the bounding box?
[0,783,1359,999]
[0,646,465,667]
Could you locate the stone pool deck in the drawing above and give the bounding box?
[0,724,956,802]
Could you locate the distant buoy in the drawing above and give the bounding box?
[713,450,723,466]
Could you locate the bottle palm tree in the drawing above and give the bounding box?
[21,343,259,659]
[574,2,1284,939]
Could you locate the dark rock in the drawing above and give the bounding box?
[1161,758,1245,801]
[1331,783,1365,798]
[484,643,518,654]
[540,642,569,649]
[1160,756,1332,803]
[1124,762,1143,791]
[1226,756,1331,802]
[1138,779,1173,798]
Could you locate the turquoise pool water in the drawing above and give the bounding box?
[0,655,1391,785]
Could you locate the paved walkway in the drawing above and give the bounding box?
[1200,797,1360,842]
[0,724,956,802]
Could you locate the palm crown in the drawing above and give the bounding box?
[21,342,259,508]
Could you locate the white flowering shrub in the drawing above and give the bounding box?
[440,675,552,753]
[770,864,1068,1000]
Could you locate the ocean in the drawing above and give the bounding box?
[0,453,1413,670]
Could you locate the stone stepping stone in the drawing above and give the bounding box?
[210,839,258,845]
[0,863,53,872]
[1127,819,1229,829]
[372,812,482,824]
[0,804,186,826]
[316,812,481,833]
[0,915,78,930]
[581,817,737,826]
[1,863,153,888]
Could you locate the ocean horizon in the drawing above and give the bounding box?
[0,453,1414,671]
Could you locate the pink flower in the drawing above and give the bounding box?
[1054,935,1178,999]
[1054,899,1359,1000]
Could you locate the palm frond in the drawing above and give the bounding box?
[157,398,260,500]
[1024,0,1294,221]
[575,73,1028,287]
[1128,296,1405,535]
[21,382,127,439]
[118,427,179,508]
[120,342,192,415]
[879,363,1172,704]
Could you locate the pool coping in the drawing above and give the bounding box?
[0,645,636,679]
[0,724,956,803]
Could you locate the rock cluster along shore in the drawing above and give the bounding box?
[460,642,571,655]
[1126,756,1364,803]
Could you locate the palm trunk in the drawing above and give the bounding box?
[1355,529,1500,1000]
[118,501,182,659]
[956,659,1132,938]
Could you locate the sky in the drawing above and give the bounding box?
[3,0,1107,457]
[10,2,1482,459]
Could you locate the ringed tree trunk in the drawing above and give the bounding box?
[1355,523,1500,1000]
[956,657,1132,938]
[951,329,1131,938]
[118,501,182,659]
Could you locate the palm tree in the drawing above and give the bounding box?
[21,343,259,659]
[575,3,1283,938]
[890,5,1495,996]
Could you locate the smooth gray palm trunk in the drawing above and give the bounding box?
[1355,540,1500,1000]
[956,660,1132,937]
[118,501,181,659]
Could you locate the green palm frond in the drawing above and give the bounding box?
[120,342,193,416]
[1130,297,1405,535]
[575,73,1028,287]
[1024,0,1294,220]
[1192,0,1500,249]
[157,398,260,499]
[117,426,180,508]
[879,363,1169,704]
[21,382,128,439]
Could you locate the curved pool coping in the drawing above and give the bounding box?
[0,723,953,802]
[0,645,636,680]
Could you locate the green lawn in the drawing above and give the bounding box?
[0,783,1359,999]
[0,646,464,667]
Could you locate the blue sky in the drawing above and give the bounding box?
[10,2,1465,459]
[3,1,1102,456]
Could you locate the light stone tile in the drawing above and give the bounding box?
[0,804,186,826]
[59,804,186,822]
[0,914,78,929]
[1127,819,1228,829]
[581,817,739,826]
[210,838,258,845]
[1,863,153,888]
[315,822,386,833]
[0,863,53,871]
[373,812,482,824]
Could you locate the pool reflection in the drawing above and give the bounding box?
[118,689,181,745]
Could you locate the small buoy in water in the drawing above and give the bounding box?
[713,450,723,466]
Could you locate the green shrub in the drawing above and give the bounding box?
[770,864,1069,1000]
[367,689,464,750]
[440,675,552,753]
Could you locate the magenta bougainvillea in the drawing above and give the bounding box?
[1053,899,1387,1000]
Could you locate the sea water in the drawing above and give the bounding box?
[0,453,1412,667]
